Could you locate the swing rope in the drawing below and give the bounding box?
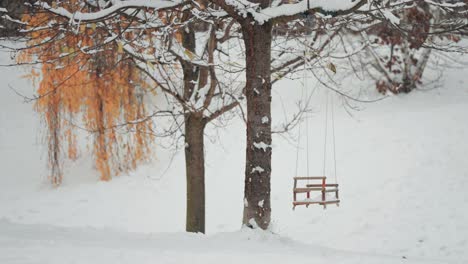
[295,51,308,178]
[294,118,301,178]
[331,95,338,183]
[322,92,329,177]
[304,51,310,179]
[294,83,339,184]
[305,91,310,178]
[295,46,339,184]
[292,27,340,209]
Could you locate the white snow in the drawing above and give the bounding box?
[261,116,269,124]
[258,199,264,207]
[223,0,363,24]
[251,166,265,174]
[37,0,184,22]
[381,9,401,25]
[253,141,271,152]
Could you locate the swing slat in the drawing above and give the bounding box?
[294,187,324,193]
[294,176,326,180]
[306,183,338,187]
[294,187,338,193]
[319,199,340,205]
[293,199,340,206]
[293,200,322,205]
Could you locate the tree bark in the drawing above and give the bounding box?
[241,21,273,230]
[184,114,206,233]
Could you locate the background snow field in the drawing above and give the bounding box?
[1,48,467,263]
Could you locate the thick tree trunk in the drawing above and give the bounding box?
[241,22,273,230]
[184,114,206,233]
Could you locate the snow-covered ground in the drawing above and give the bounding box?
[1,47,467,263]
[0,219,455,264]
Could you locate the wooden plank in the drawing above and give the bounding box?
[294,176,326,180]
[293,200,322,205]
[294,188,338,193]
[319,200,340,205]
[293,199,340,206]
[294,187,323,193]
[306,184,338,187]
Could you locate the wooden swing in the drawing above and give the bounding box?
[293,176,339,209]
[292,64,340,210]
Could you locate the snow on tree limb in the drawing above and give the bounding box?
[35,0,367,24]
[33,0,466,27]
[254,0,366,24]
[35,0,187,22]
[216,0,367,24]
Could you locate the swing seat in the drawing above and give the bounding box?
[293,177,340,209]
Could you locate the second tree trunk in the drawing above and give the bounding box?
[184,115,206,233]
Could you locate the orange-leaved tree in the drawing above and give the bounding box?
[18,1,155,185]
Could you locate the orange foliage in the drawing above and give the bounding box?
[19,1,155,185]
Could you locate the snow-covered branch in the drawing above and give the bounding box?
[211,0,367,24]
[35,0,187,22]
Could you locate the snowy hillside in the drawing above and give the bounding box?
[1,45,468,263]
